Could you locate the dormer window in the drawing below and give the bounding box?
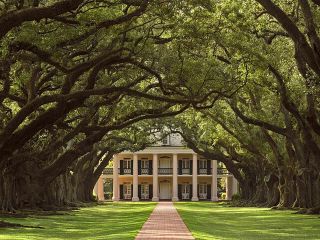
[162,135,170,145]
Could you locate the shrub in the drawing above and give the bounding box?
[104,192,113,200]
[221,193,227,200]
[232,193,241,201]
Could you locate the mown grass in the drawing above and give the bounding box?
[175,202,320,240]
[2,201,319,240]
[0,202,156,240]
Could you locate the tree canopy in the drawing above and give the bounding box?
[0,0,320,213]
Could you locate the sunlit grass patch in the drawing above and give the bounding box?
[175,202,320,240]
[0,202,156,240]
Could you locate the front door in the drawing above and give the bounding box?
[182,184,190,200]
[123,184,132,200]
[199,183,207,199]
[141,184,149,200]
[160,181,171,199]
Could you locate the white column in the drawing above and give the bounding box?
[172,153,179,201]
[112,155,119,201]
[226,175,233,200]
[97,176,105,201]
[211,160,218,201]
[132,153,139,201]
[152,154,159,201]
[93,182,98,197]
[192,153,199,201]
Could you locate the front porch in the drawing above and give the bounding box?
[95,151,239,202]
[95,175,237,201]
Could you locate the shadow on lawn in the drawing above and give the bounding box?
[0,202,156,240]
[175,202,320,240]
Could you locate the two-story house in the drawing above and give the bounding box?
[94,134,238,201]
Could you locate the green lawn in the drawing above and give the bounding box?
[175,202,320,240]
[1,202,319,240]
[0,202,156,240]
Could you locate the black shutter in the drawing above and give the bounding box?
[138,185,142,199]
[149,160,152,175]
[178,184,182,200]
[131,184,133,198]
[190,184,193,200]
[138,160,141,175]
[178,160,182,175]
[197,184,200,199]
[149,185,153,199]
[207,160,211,175]
[120,185,124,199]
[190,161,193,175]
[120,160,124,175]
[207,184,211,200]
[131,160,133,175]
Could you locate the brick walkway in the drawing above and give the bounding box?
[135,202,194,240]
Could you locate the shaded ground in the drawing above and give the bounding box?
[0,202,156,240]
[175,202,320,240]
[0,220,27,228]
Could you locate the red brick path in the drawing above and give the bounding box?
[135,202,194,240]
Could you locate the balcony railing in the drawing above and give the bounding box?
[158,168,173,175]
[103,167,231,176]
[198,168,211,175]
[103,168,113,175]
[123,168,132,175]
[180,168,192,175]
[140,168,152,175]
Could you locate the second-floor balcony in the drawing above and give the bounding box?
[103,168,113,175]
[103,167,230,176]
[158,168,173,175]
[180,168,192,175]
[198,168,212,175]
[121,168,132,175]
[139,167,152,175]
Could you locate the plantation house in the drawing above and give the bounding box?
[95,134,238,201]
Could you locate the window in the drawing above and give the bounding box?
[182,184,190,200]
[182,184,190,194]
[182,160,190,168]
[141,160,149,168]
[199,184,207,194]
[162,136,170,145]
[141,184,149,199]
[124,159,132,169]
[123,184,131,199]
[199,159,207,169]
[199,183,207,199]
